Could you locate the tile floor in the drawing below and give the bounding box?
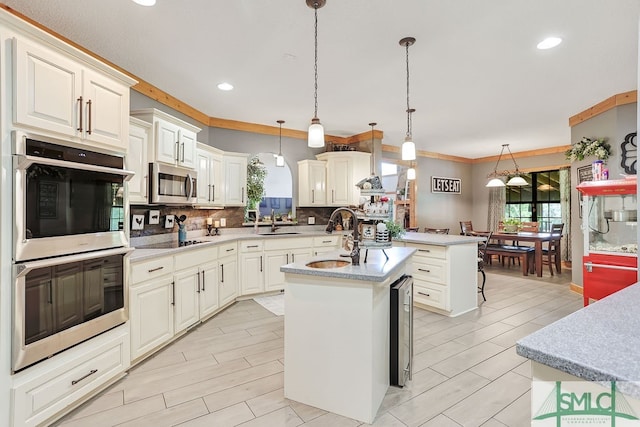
[55,264,580,427]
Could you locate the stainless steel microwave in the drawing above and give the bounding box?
[149,162,197,205]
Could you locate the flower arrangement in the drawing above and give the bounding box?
[384,220,406,239]
[565,137,611,162]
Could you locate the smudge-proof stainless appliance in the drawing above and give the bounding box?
[390,275,413,387]
[13,132,134,262]
[149,162,197,205]
[12,131,134,372]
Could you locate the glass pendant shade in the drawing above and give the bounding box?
[407,167,416,180]
[275,154,285,167]
[486,177,506,187]
[308,118,324,148]
[506,175,528,186]
[401,137,416,161]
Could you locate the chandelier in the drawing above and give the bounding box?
[486,144,528,187]
[275,120,285,167]
[306,0,326,148]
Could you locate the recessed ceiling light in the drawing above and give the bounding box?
[217,82,234,91]
[537,37,562,50]
[132,0,156,6]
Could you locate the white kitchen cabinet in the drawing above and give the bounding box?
[312,235,341,256]
[173,267,200,334]
[127,117,151,204]
[223,153,248,206]
[316,152,371,207]
[297,159,326,206]
[400,241,478,317]
[130,109,201,170]
[198,261,220,320]
[129,275,174,362]
[239,240,264,295]
[264,238,312,292]
[195,143,224,207]
[14,36,132,151]
[218,242,239,306]
[11,326,129,427]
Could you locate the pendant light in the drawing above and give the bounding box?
[307,0,326,148]
[400,37,416,161]
[485,144,528,187]
[407,163,416,180]
[275,120,285,167]
[369,122,377,175]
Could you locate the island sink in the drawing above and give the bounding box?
[305,259,350,269]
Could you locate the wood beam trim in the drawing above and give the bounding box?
[207,117,348,142]
[569,90,637,127]
[382,144,473,164]
[472,145,571,164]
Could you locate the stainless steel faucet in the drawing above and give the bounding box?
[325,207,360,265]
[271,209,278,233]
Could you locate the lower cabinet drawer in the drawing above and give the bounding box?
[12,327,129,427]
[412,259,446,285]
[414,283,448,310]
[131,256,174,283]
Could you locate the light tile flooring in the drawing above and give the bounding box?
[55,264,581,427]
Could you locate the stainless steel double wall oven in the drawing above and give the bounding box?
[12,131,133,372]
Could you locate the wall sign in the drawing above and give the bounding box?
[577,165,593,184]
[431,176,461,194]
[620,132,637,174]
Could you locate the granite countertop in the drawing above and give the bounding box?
[130,229,345,261]
[395,231,486,246]
[516,282,640,399]
[280,246,416,282]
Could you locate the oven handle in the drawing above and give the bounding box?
[584,262,638,273]
[15,247,134,278]
[14,154,135,182]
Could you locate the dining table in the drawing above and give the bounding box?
[474,231,558,277]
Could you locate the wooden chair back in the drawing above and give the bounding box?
[459,221,473,235]
[520,221,539,232]
[424,227,449,234]
[407,227,420,232]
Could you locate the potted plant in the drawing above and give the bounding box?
[246,156,267,219]
[384,220,406,240]
[503,218,521,233]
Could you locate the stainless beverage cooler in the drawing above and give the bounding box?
[390,275,413,387]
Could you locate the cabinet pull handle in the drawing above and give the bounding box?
[260,255,263,272]
[208,184,212,202]
[77,96,83,132]
[171,281,175,305]
[241,187,245,203]
[418,268,431,273]
[312,189,314,204]
[418,249,431,253]
[332,190,335,203]
[47,280,53,304]
[221,264,224,283]
[197,270,201,293]
[148,266,164,273]
[286,254,289,264]
[144,175,148,198]
[86,99,92,134]
[180,142,185,162]
[71,369,98,385]
[201,270,205,291]
[212,184,215,202]
[417,291,431,297]
[292,253,295,262]
[247,245,259,248]
[175,141,179,161]
[226,248,234,252]
[322,240,332,244]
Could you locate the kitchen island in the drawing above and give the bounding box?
[394,232,486,316]
[281,246,415,424]
[516,282,640,415]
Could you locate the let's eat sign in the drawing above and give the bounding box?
[431,176,461,194]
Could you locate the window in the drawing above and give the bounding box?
[505,170,561,232]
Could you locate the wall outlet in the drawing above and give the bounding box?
[308,216,315,225]
[220,218,226,227]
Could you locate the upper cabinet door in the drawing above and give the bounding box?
[128,118,151,204]
[178,129,197,169]
[82,68,129,150]
[14,37,82,137]
[155,119,181,165]
[224,154,248,206]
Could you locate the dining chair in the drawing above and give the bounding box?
[542,223,564,275]
[407,227,420,232]
[477,232,492,302]
[459,221,473,235]
[520,221,539,232]
[424,227,449,234]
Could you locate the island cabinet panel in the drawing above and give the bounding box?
[401,240,478,317]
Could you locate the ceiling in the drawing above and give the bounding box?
[4,0,639,159]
